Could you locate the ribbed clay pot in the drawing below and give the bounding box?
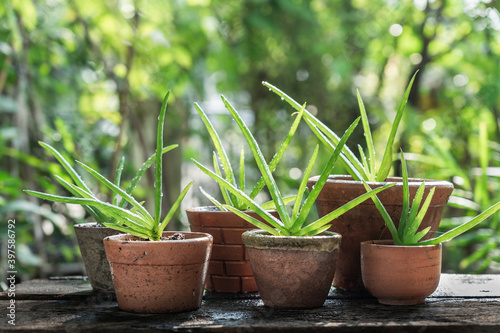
[103,231,212,313]
[187,207,277,293]
[308,175,453,290]
[242,229,342,308]
[361,240,442,305]
[74,222,122,292]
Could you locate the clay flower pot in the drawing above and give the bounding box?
[360,240,442,305]
[242,229,342,308]
[103,231,213,313]
[308,175,453,290]
[187,207,277,293]
[74,222,122,292]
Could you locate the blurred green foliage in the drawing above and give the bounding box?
[1,0,499,284]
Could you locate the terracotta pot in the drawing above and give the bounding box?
[187,207,277,293]
[308,175,453,290]
[242,229,342,308]
[361,240,442,305]
[74,222,122,292]
[103,231,212,313]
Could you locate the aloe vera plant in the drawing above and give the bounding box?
[195,101,297,211]
[26,91,193,241]
[263,72,418,182]
[194,97,395,236]
[364,151,500,246]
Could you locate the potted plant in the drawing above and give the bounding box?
[194,99,394,308]
[30,141,177,292]
[360,151,500,305]
[187,99,298,293]
[26,91,213,313]
[263,74,454,290]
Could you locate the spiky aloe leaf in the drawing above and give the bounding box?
[292,117,360,230]
[221,96,291,228]
[195,102,238,206]
[376,71,418,181]
[357,90,376,179]
[154,91,169,227]
[296,183,395,236]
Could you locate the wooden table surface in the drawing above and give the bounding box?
[1,274,499,332]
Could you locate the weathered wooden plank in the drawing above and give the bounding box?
[0,277,94,300]
[1,296,499,332]
[1,274,499,332]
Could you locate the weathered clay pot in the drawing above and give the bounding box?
[74,222,122,292]
[242,229,342,308]
[361,240,442,305]
[187,207,277,293]
[308,175,453,290]
[103,231,212,313]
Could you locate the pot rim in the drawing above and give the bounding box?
[309,175,454,187]
[104,231,213,243]
[242,229,341,252]
[244,229,341,239]
[361,239,442,249]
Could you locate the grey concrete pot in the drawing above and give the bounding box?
[74,222,122,292]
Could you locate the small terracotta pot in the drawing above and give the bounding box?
[308,175,453,290]
[103,231,212,313]
[361,240,442,305]
[74,222,122,292]
[242,229,342,308]
[187,207,277,293]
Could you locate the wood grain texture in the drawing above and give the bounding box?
[1,274,499,332]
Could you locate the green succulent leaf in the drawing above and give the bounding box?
[296,182,395,236]
[213,151,235,208]
[363,181,402,244]
[24,190,151,236]
[157,181,194,236]
[357,90,376,179]
[223,205,282,236]
[199,186,226,211]
[195,102,238,206]
[221,95,291,229]
[76,161,154,228]
[193,159,288,235]
[113,156,125,206]
[120,144,178,208]
[377,71,418,181]
[248,102,306,199]
[263,81,366,180]
[39,141,93,194]
[292,117,360,231]
[404,186,435,242]
[53,175,107,223]
[291,144,319,226]
[155,91,169,226]
[419,200,500,245]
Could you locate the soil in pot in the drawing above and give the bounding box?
[74,222,122,292]
[103,231,212,313]
[308,175,453,290]
[242,229,342,308]
[361,240,442,305]
[187,207,277,293]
